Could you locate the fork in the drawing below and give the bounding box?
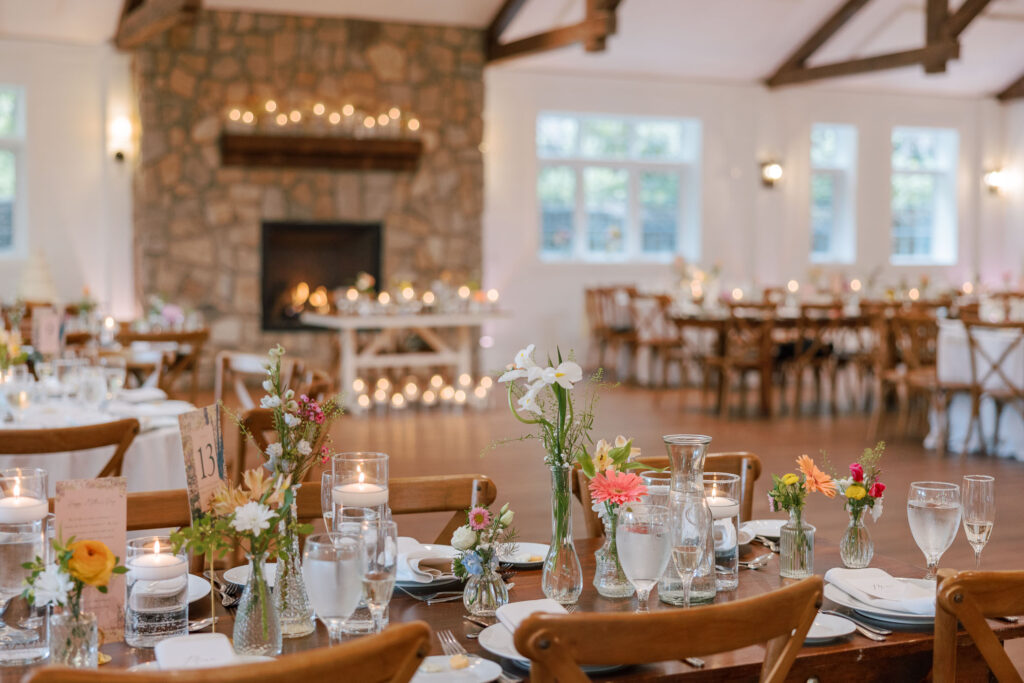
[438,629,469,657]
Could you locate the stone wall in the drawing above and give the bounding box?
[132,11,484,372]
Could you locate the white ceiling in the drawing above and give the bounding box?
[0,0,1021,97]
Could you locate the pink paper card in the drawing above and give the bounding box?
[178,405,226,520]
[32,308,60,356]
[54,477,127,643]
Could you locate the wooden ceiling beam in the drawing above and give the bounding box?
[768,0,872,77]
[947,0,993,38]
[115,0,200,50]
[486,0,529,45]
[486,0,621,64]
[996,73,1024,102]
[767,41,959,87]
[924,0,949,73]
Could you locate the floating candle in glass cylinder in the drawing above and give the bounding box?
[332,453,389,520]
[125,537,188,648]
[0,468,48,664]
[0,469,48,524]
[704,472,741,592]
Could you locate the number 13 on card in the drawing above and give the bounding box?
[178,405,226,519]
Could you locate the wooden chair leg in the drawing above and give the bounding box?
[867,377,885,441]
[896,383,910,436]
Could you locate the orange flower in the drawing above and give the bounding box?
[67,540,117,587]
[796,454,837,498]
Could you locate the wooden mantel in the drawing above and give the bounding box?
[219,134,423,171]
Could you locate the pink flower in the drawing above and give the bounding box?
[849,463,864,482]
[468,507,492,530]
[869,482,886,498]
[589,470,647,506]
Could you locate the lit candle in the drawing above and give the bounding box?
[706,495,740,520]
[128,539,187,581]
[0,482,48,523]
[333,472,388,507]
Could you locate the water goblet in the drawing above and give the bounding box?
[302,531,364,645]
[360,520,397,633]
[907,481,961,580]
[961,475,995,569]
[669,494,711,607]
[616,503,671,613]
[320,472,334,531]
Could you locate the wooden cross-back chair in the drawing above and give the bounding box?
[961,320,1024,458]
[117,328,209,404]
[514,576,822,683]
[934,569,1024,683]
[233,408,337,485]
[1,419,140,478]
[572,451,763,538]
[585,286,637,378]
[627,292,679,386]
[214,352,332,410]
[704,305,776,416]
[783,304,844,415]
[988,290,1024,320]
[25,620,430,683]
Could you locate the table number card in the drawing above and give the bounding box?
[32,308,60,356]
[55,477,127,643]
[179,404,226,520]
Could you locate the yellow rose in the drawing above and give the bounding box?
[781,473,800,486]
[845,485,867,501]
[67,540,116,587]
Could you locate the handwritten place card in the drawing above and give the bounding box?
[178,405,226,520]
[32,308,60,356]
[55,477,127,643]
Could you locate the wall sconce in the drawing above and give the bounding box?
[760,161,783,188]
[983,169,1006,195]
[109,116,133,162]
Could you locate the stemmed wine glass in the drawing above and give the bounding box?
[907,481,961,580]
[670,495,711,608]
[360,520,398,633]
[302,531,363,645]
[320,472,334,531]
[961,475,995,569]
[616,503,671,613]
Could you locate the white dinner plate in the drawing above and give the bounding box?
[128,655,275,671]
[477,625,622,674]
[412,655,501,683]
[498,543,549,568]
[737,527,755,546]
[223,563,277,589]
[804,613,856,644]
[740,519,786,540]
[823,582,934,625]
[188,574,211,603]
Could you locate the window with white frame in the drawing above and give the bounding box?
[536,113,701,261]
[809,123,857,263]
[0,86,24,255]
[890,127,958,265]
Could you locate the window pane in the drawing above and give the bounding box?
[639,171,678,253]
[891,128,949,171]
[811,127,839,167]
[580,119,629,159]
[0,90,16,138]
[810,172,836,256]
[634,121,682,161]
[583,167,628,253]
[537,115,578,158]
[538,166,575,254]
[0,150,13,249]
[891,172,935,256]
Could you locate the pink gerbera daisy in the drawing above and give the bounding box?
[589,470,647,506]
[468,506,492,530]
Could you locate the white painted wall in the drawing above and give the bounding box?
[0,37,134,317]
[482,68,1010,367]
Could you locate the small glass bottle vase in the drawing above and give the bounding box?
[593,512,633,598]
[275,502,315,638]
[542,464,582,605]
[779,510,815,579]
[839,509,873,569]
[463,565,509,617]
[48,612,98,669]
[234,554,282,656]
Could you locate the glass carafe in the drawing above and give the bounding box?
[658,434,716,605]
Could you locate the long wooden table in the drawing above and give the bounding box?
[4,538,1019,682]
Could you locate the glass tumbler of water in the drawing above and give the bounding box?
[907,481,961,580]
[335,508,379,634]
[125,537,188,647]
[302,531,363,645]
[704,472,740,591]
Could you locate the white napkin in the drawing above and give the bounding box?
[155,633,236,669]
[396,537,458,583]
[824,567,934,615]
[496,599,568,634]
[119,387,168,403]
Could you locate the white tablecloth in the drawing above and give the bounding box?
[926,320,1024,459]
[0,401,189,495]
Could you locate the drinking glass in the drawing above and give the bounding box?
[616,503,671,612]
[961,475,995,568]
[302,531,363,644]
[77,367,107,408]
[320,472,334,531]
[100,357,127,401]
[360,520,397,633]
[669,495,711,607]
[907,481,961,579]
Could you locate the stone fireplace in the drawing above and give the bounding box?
[131,10,484,373]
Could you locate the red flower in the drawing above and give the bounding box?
[869,482,885,498]
[849,463,864,482]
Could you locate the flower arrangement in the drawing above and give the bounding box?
[830,442,887,523]
[451,503,516,580]
[144,294,185,328]
[768,454,837,515]
[0,327,27,371]
[22,537,126,618]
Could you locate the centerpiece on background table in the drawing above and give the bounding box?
[828,442,887,568]
[578,436,646,598]
[451,503,517,616]
[0,327,27,375]
[767,455,836,579]
[23,537,127,668]
[242,344,342,638]
[497,344,596,605]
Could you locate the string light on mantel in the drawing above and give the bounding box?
[224,99,424,139]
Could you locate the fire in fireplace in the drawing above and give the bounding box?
[260,221,382,330]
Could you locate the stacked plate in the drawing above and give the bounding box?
[824,579,934,625]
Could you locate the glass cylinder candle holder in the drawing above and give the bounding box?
[0,468,49,525]
[125,536,188,648]
[332,452,389,522]
[0,517,48,666]
[704,472,741,592]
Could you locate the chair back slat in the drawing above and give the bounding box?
[2,419,140,479]
[963,320,1024,399]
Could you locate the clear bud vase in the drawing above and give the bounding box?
[275,501,315,638]
[463,564,509,617]
[779,509,815,579]
[48,611,97,668]
[234,553,282,656]
[542,464,582,605]
[839,508,873,569]
[593,510,634,598]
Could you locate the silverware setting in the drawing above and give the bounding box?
[204,570,242,608]
[754,536,779,553]
[683,657,705,668]
[739,554,772,570]
[188,616,220,632]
